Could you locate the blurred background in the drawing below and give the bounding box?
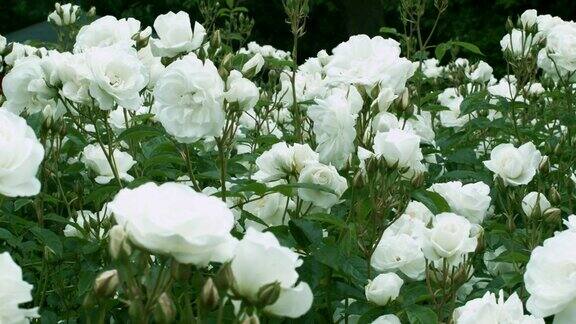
[1,0,576,71]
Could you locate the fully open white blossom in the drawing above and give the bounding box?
[0,252,38,323]
[150,11,206,58]
[429,181,492,224]
[74,16,141,52]
[81,144,136,184]
[483,142,542,186]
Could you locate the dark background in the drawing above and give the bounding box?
[1,0,576,70]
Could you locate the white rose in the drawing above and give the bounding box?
[453,290,544,324]
[536,14,564,37]
[521,192,552,217]
[437,87,468,128]
[429,181,492,224]
[138,44,165,88]
[41,51,92,105]
[326,35,414,92]
[525,228,576,320]
[365,273,403,306]
[373,129,424,171]
[47,3,80,26]
[241,53,265,76]
[81,144,136,184]
[243,192,294,231]
[64,206,112,240]
[404,201,434,225]
[254,142,319,182]
[297,163,348,209]
[109,182,237,266]
[2,56,61,117]
[308,91,357,169]
[420,58,444,79]
[0,252,39,323]
[86,46,148,111]
[521,9,538,29]
[537,22,576,78]
[0,110,44,197]
[423,213,478,266]
[225,70,259,111]
[150,11,206,58]
[231,228,313,318]
[468,61,493,83]
[74,16,141,52]
[483,142,542,186]
[500,29,535,57]
[374,87,398,112]
[371,233,426,280]
[153,53,225,143]
[371,314,401,324]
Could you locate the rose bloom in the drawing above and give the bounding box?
[521,192,551,217]
[153,53,225,143]
[108,182,237,266]
[74,16,141,52]
[422,213,478,266]
[365,273,403,306]
[253,142,319,183]
[373,128,424,172]
[231,228,313,318]
[150,11,206,58]
[0,252,39,323]
[429,181,492,224]
[453,290,543,324]
[0,110,44,197]
[81,144,136,184]
[524,227,576,322]
[224,70,260,111]
[297,163,348,209]
[483,142,542,186]
[85,46,148,111]
[371,233,426,280]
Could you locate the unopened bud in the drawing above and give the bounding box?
[506,17,515,32]
[549,187,561,205]
[156,293,176,323]
[411,172,425,188]
[215,262,236,291]
[210,30,222,50]
[241,315,260,324]
[256,281,281,306]
[133,27,152,49]
[242,53,265,77]
[94,269,119,298]
[200,278,220,310]
[87,6,96,17]
[544,207,562,224]
[400,88,410,110]
[539,156,549,174]
[109,225,132,259]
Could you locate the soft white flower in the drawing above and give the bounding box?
[521,9,538,29]
[521,192,551,217]
[468,61,493,83]
[537,21,576,79]
[242,53,265,75]
[41,51,92,105]
[525,228,576,320]
[81,144,136,184]
[374,87,398,112]
[2,56,61,117]
[225,70,259,111]
[138,44,165,88]
[500,29,536,57]
[326,35,414,92]
[153,53,225,143]
[373,128,424,172]
[231,228,313,318]
[536,14,564,37]
[0,252,39,323]
[109,182,237,266]
[437,87,468,128]
[372,314,401,324]
[419,58,444,79]
[308,91,358,169]
[74,16,141,52]
[404,201,434,225]
[254,142,318,182]
[150,11,206,58]
[429,181,492,224]
[47,3,80,26]
[453,290,543,324]
[86,46,148,110]
[422,213,478,266]
[243,192,294,231]
[297,163,348,209]
[64,206,112,239]
[371,233,426,280]
[0,110,44,197]
[365,273,403,306]
[483,142,542,186]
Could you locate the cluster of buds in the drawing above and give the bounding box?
[47,3,80,27]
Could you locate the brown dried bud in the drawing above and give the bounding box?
[256,281,281,306]
[94,269,119,298]
[200,278,220,311]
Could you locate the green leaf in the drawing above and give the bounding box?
[117,125,164,142]
[30,227,63,257]
[406,305,438,324]
[411,190,450,214]
[451,41,484,56]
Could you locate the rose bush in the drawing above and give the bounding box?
[1,2,576,323]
